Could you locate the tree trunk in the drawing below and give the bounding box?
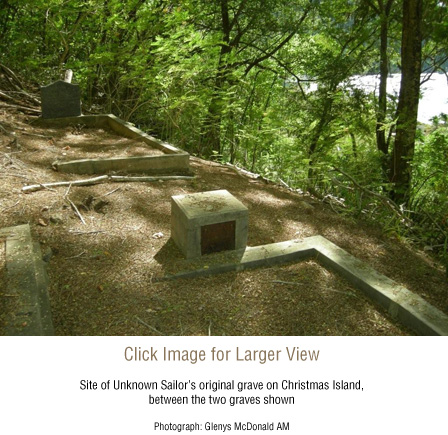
[376,1,394,156]
[200,52,231,157]
[200,0,233,157]
[307,92,334,189]
[390,0,422,204]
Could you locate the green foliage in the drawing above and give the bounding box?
[412,123,448,224]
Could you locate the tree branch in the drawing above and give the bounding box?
[242,4,312,75]
[332,166,412,224]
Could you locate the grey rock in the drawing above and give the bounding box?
[42,247,53,262]
[49,215,64,224]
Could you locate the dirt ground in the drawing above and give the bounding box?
[21,123,164,168]
[1,109,447,336]
[0,240,7,327]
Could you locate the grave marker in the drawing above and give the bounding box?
[171,190,248,259]
[40,80,81,119]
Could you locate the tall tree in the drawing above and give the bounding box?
[364,0,397,156]
[390,0,423,204]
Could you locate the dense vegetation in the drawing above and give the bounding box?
[1,0,448,266]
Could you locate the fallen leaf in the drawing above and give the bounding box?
[38,218,47,227]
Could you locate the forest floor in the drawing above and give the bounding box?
[1,109,447,336]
